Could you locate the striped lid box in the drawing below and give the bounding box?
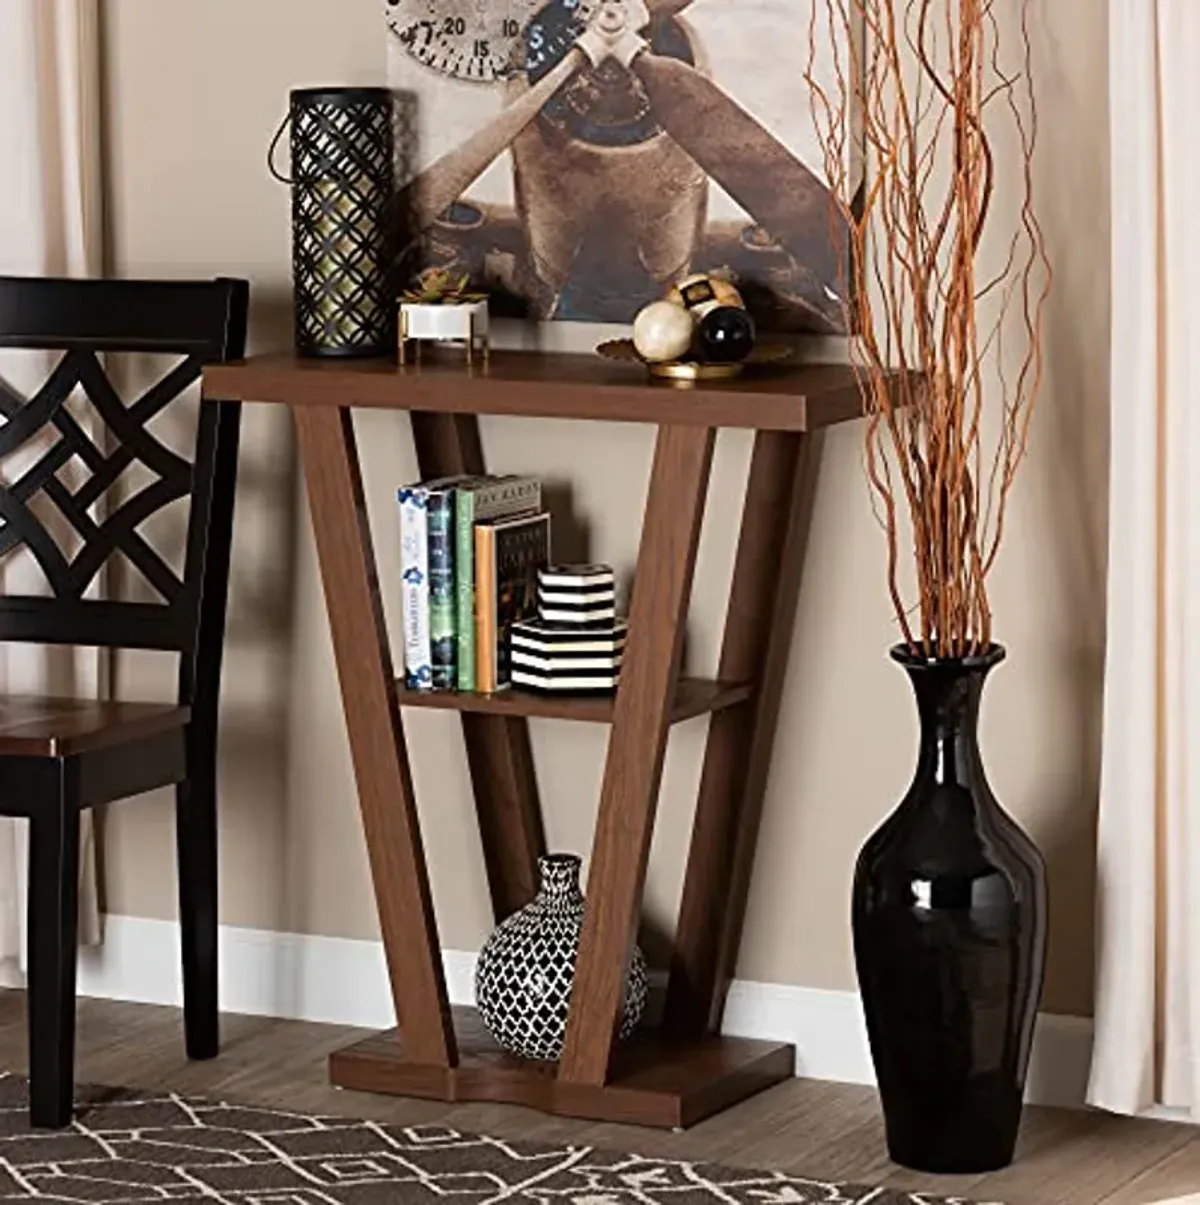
[537,564,616,626]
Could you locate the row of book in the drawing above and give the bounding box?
[397,474,549,693]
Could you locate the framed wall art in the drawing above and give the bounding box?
[386,0,860,333]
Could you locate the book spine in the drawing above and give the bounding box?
[472,477,542,522]
[475,524,498,693]
[455,488,477,692]
[398,487,431,690]
[493,513,551,691]
[427,487,456,690]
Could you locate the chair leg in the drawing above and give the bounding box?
[176,768,218,1059]
[27,800,80,1128]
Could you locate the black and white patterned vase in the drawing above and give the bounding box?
[474,853,648,1062]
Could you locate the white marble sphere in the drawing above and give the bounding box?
[632,300,695,364]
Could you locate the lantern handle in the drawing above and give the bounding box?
[267,112,292,185]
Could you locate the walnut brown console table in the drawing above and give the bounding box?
[202,350,896,1129]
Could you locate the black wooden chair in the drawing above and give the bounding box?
[0,276,248,1127]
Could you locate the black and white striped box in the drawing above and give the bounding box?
[511,618,626,693]
[537,564,616,626]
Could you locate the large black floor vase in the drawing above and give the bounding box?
[852,644,1048,1174]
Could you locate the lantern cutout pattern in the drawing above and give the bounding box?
[284,87,395,358]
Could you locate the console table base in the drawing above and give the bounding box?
[329,1007,795,1129]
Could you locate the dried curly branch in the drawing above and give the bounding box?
[806,0,1051,657]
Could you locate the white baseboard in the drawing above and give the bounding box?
[722,976,1094,1109]
[58,914,1093,1109]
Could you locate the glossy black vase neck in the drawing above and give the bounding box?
[536,854,583,909]
[892,644,1004,790]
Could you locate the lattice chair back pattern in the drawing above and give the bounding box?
[0,277,249,659]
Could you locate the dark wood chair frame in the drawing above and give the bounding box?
[0,276,248,1127]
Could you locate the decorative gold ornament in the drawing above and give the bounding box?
[596,338,789,380]
[666,271,745,319]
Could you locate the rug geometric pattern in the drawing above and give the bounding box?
[0,1075,999,1204]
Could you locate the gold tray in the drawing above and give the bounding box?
[596,339,791,380]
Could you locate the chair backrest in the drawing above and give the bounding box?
[0,277,248,695]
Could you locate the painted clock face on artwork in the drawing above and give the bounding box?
[385,0,597,82]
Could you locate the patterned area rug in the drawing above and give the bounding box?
[0,1076,995,1204]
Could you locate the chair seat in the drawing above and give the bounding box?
[0,696,190,757]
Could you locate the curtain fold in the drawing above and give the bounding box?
[1088,0,1200,1117]
[0,0,105,968]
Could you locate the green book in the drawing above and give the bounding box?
[456,476,542,691]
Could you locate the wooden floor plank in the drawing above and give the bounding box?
[954,1108,1195,1205]
[1098,1132,1200,1204]
[0,992,1192,1204]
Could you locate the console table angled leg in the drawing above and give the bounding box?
[666,429,825,1039]
[559,424,715,1087]
[293,404,455,1068]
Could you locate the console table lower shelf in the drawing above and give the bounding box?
[328,1008,795,1129]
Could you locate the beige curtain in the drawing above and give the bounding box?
[1088,0,1200,1116]
[0,0,104,967]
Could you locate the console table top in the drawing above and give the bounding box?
[204,348,909,431]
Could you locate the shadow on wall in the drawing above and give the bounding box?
[1020,0,1110,1019]
[224,291,301,942]
[95,291,302,935]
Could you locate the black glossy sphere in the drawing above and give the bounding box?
[696,306,755,362]
[853,645,1048,1174]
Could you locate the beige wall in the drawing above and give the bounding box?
[100,0,1109,1017]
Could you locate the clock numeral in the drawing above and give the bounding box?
[473,39,490,58]
[502,18,521,37]
[442,15,466,35]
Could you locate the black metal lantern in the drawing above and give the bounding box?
[275,87,395,358]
